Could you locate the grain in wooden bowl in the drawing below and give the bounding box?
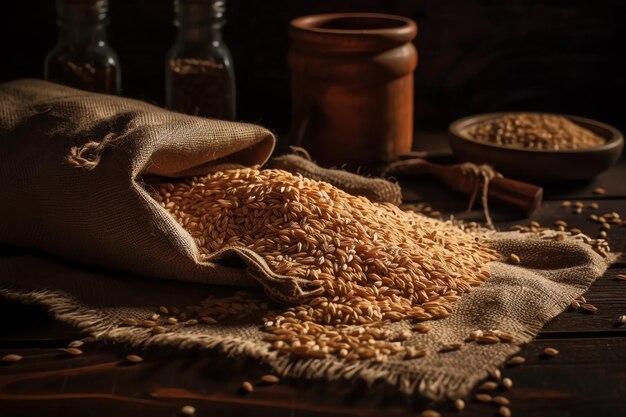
[466,113,605,150]
[449,112,623,182]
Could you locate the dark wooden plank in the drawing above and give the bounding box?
[1,337,625,417]
[402,176,626,227]
[496,199,626,255]
[540,272,626,336]
[491,338,626,417]
[0,299,81,346]
[0,345,417,417]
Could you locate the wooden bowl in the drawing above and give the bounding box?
[448,112,624,182]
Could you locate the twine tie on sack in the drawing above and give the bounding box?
[67,133,116,170]
[381,157,502,228]
[461,163,502,229]
[289,145,313,161]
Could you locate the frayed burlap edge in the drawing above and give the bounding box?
[0,285,509,399]
[0,232,615,401]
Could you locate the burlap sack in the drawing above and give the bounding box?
[0,79,614,400]
[267,152,403,206]
[0,79,330,303]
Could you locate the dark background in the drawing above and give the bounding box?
[3,0,625,137]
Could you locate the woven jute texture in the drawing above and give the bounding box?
[1,79,312,302]
[267,152,403,205]
[0,235,610,400]
[0,79,613,400]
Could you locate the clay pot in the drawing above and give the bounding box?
[289,13,418,170]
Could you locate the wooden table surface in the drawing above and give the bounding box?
[1,132,625,417]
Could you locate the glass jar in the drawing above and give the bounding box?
[44,0,121,95]
[166,0,236,120]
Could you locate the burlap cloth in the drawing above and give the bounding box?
[0,80,613,400]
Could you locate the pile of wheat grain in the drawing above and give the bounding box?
[153,168,498,361]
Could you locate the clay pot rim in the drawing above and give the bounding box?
[290,13,417,48]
